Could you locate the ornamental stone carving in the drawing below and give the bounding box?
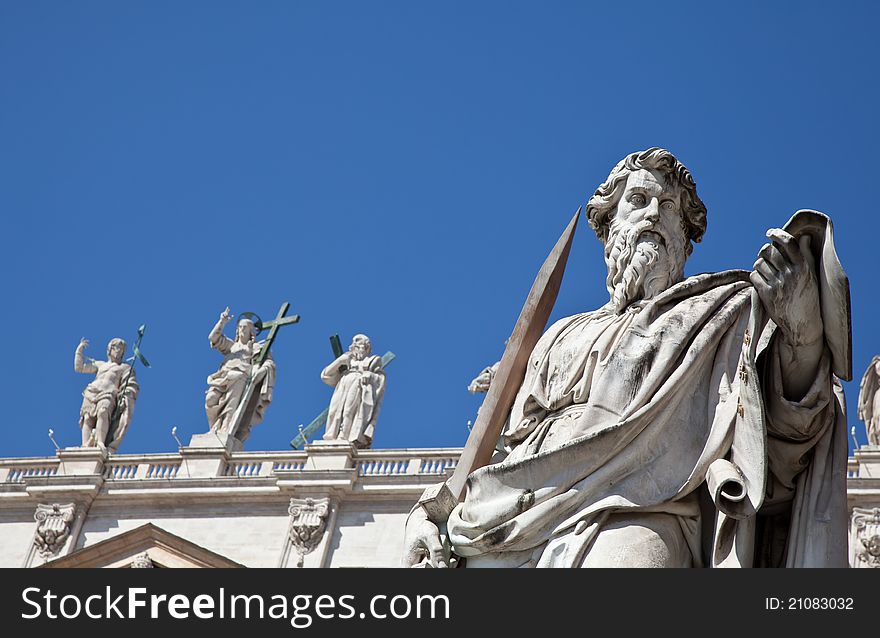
[288,497,330,567]
[130,552,155,568]
[853,508,880,568]
[33,503,76,557]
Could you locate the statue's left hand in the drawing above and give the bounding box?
[401,506,451,568]
[750,229,823,347]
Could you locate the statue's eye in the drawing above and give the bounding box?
[631,193,646,207]
[661,200,676,211]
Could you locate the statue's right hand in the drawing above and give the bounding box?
[401,506,451,568]
[220,307,233,323]
[77,338,89,351]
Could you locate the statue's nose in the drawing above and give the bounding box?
[644,198,660,224]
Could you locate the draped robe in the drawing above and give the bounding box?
[322,354,386,448]
[447,266,849,568]
[206,336,276,442]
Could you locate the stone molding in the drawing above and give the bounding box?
[852,507,880,568]
[33,503,76,557]
[287,497,330,568]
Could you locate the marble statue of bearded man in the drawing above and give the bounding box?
[321,334,386,449]
[403,148,851,568]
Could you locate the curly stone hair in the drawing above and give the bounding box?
[585,148,707,247]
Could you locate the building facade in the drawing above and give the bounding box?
[2,440,879,568]
[0,440,459,568]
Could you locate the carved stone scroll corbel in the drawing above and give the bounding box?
[287,497,330,568]
[853,507,880,568]
[33,503,76,558]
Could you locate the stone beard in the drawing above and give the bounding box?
[604,209,686,313]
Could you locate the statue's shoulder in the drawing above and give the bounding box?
[542,312,595,340]
[656,270,752,304]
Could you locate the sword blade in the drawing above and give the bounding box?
[446,208,580,500]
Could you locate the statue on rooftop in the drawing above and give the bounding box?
[321,334,386,449]
[205,307,277,443]
[858,356,880,446]
[74,337,139,451]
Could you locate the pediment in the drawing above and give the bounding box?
[40,523,244,568]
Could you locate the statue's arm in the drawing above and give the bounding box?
[320,354,349,387]
[208,318,233,354]
[74,339,98,374]
[401,498,451,568]
[122,365,139,400]
[363,355,385,384]
[774,331,826,404]
[763,335,832,437]
[760,334,834,492]
[254,341,275,366]
[750,229,824,403]
[117,365,138,418]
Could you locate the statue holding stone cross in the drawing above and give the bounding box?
[205,302,299,444]
[321,333,386,449]
[289,335,396,450]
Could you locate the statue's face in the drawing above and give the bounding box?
[107,341,125,363]
[237,321,255,343]
[351,340,369,360]
[615,168,688,260]
[603,168,689,311]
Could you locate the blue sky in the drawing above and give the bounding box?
[0,1,877,458]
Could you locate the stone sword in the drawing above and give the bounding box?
[419,209,580,523]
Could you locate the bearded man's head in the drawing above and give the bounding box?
[585,148,707,313]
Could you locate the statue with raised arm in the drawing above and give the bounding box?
[858,356,880,446]
[321,334,386,449]
[205,307,276,443]
[403,148,851,569]
[468,361,499,394]
[74,337,138,451]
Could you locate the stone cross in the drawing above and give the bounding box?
[253,302,300,364]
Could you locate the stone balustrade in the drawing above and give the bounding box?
[0,444,464,568]
[0,458,60,483]
[0,445,462,488]
[1,446,877,568]
[100,455,184,481]
[848,457,860,478]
